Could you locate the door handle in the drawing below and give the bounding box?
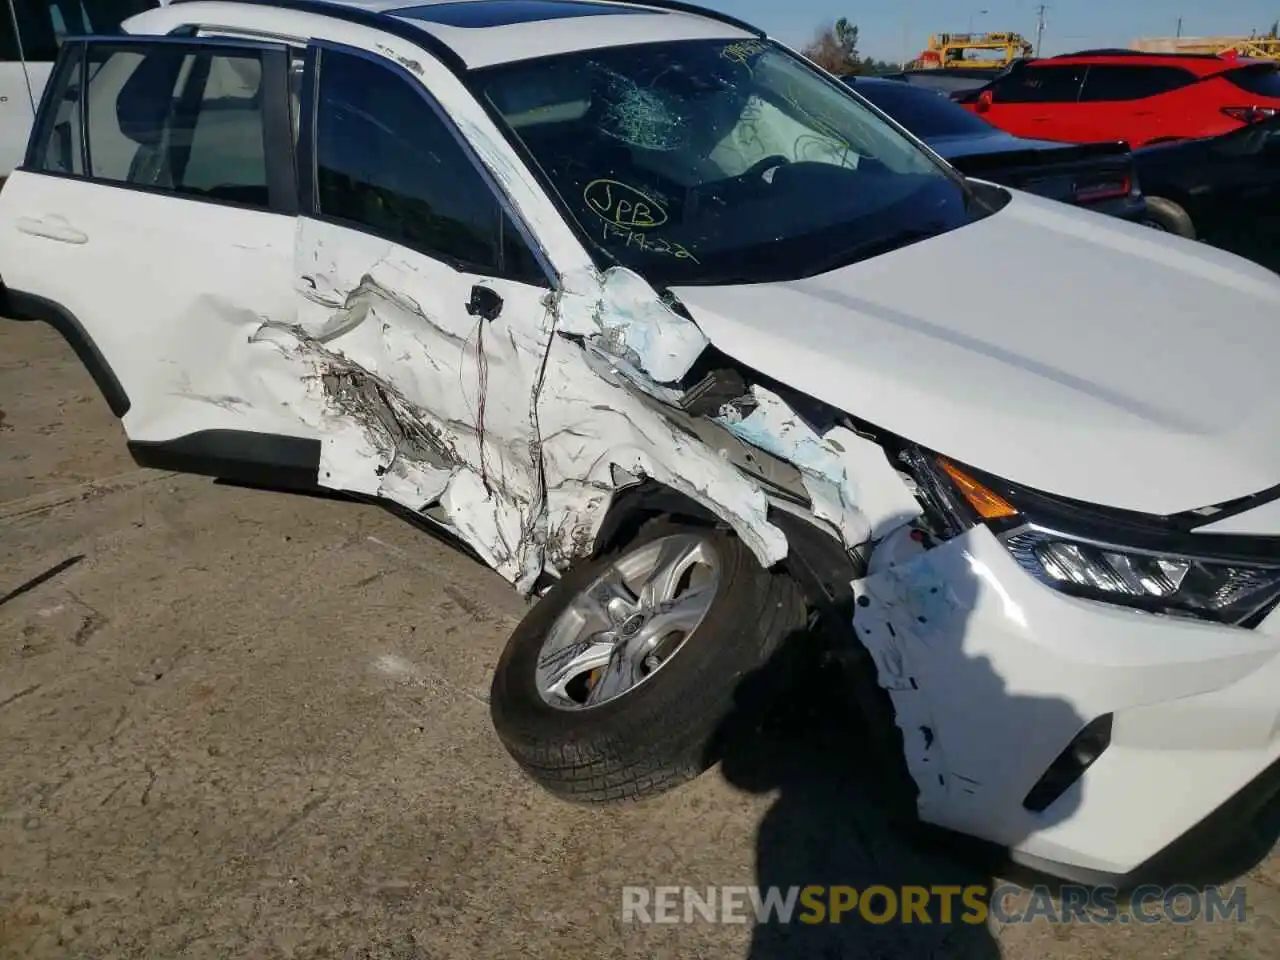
[16,216,88,244]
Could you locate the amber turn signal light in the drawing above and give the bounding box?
[937,458,1018,520]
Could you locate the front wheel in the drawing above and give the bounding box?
[489,519,806,803]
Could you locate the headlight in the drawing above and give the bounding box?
[901,446,1280,628]
[1001,527,1280,626]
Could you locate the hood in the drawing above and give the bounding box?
[672,190,1280,516]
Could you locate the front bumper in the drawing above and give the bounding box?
[850,524,1280,881]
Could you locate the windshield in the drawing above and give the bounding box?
[849,80,1000,139]
[474,39,991,285]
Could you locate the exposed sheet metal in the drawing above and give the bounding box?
[248,244,791,592]
[557,266,710,385]
[717,385,921,549]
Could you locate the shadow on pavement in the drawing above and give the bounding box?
[708,542,1087,960]
[710,532,1280,959]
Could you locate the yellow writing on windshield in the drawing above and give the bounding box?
[602,222,699,263]
[722,39,768,70]
[584,179,669,229]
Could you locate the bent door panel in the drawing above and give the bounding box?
[282,43,557,585]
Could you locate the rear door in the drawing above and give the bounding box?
[981,64,1088,141]
[1076,64,1198,145]
[0,34,317,481]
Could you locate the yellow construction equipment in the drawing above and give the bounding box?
[1131,36,1280,60]
[908,32,1034,70]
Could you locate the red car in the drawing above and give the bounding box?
[958,50,1280,148]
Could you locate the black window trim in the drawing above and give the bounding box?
[21,32,299,216]
[992,63,1087,103]
[300,38,556,288]
[1077,63,1196,103]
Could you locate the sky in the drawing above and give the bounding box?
[695,1,1280,64]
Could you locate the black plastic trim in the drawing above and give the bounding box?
[25,39,83,171]
[1053,48,1229,61]
[165,0,764,73]
[260,45,302,215]
[1022,713,1112,813]
[1016,754,1280,889]
[168,0,471,74]
[1178,482,1280,531]
[297,42,318,216]
[128,430,322,488]
[5,291,132,417]
[947,457,1280,566]
[598,0,762,35]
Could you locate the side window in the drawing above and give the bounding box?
[313,48,543,283]
[32,42,273,208]
[991,66,1087,104]
[1079,65,1195,102]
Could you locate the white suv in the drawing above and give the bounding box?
[3,0,1280,885]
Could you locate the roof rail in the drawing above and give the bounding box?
[607,1,763,36]
[166,0,471,72]
[1055,48,1144,56]
[1053,47,1229,60]
[165,0,765,67]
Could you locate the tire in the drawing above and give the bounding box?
[489,517,807,803]
[1142,196,1196,239]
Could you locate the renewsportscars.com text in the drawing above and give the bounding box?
[621,884,1248,925]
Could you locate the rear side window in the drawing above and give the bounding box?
[1078,65,1195,101]
[1224,65,1280,97]
[851,80,996,138]
[990,65,1087,103]
[32,42,273,208]
[312,48,543,282]
[7,0,154,62]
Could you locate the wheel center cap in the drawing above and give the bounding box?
[619,613,646,637]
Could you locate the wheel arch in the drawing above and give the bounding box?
[2,287,132,417]
[588,479,726,559]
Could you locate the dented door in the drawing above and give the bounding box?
[0,35,309,464]
[269,43,560,587]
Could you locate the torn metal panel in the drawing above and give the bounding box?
[557,265,710,385]
[717,385,921,549]
[245,219,792,592]
[533,333,789,567]
[850,526,961,822]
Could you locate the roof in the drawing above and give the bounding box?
[1033,49,1253,75]
[147,0,757,68]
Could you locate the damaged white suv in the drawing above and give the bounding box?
[4,0,1280,884]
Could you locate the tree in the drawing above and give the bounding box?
[801,18,904,76]
[802,17,861,75]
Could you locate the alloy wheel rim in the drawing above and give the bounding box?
[534,534,721,710]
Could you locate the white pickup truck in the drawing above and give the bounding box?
[2,0,159,177]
